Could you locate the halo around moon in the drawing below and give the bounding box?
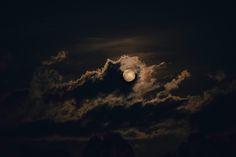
[123,69,136,82]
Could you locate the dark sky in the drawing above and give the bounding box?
[1,1,235,90]
[1,1,236,157]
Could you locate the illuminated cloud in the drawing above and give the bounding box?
[164,70,190,91]
[42,51,67,65]
[5,52,236,140]
[117,120,190,139]
[179,80,236,112]
[27,52,189,122]
[25,52,236,132]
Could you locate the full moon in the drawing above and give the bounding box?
[123,69,136,82]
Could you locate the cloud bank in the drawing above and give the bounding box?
[13,52,235,139]
[26,52,191,123]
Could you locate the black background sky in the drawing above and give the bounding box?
[1,1,236,157]
[1,1,235,91]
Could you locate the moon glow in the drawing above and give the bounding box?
[123,69,136,82]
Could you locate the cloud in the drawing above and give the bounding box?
[23,52,236,130]
[116,119,190,139]
[75,36,161,54]
[26,53,190,123]
[8,51,236,140]
[145,92,187,105]
[164,70,190,91]
[42,51,67,65]
[25,51,236,135]
[132,62,165,96]
[179,80,236,112]
[208,71,226,82]
[45,99,78,122]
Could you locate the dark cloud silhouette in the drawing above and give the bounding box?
[82,132,135,157]
[165,132,236,157]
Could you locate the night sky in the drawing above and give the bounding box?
[1,1,236,157]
